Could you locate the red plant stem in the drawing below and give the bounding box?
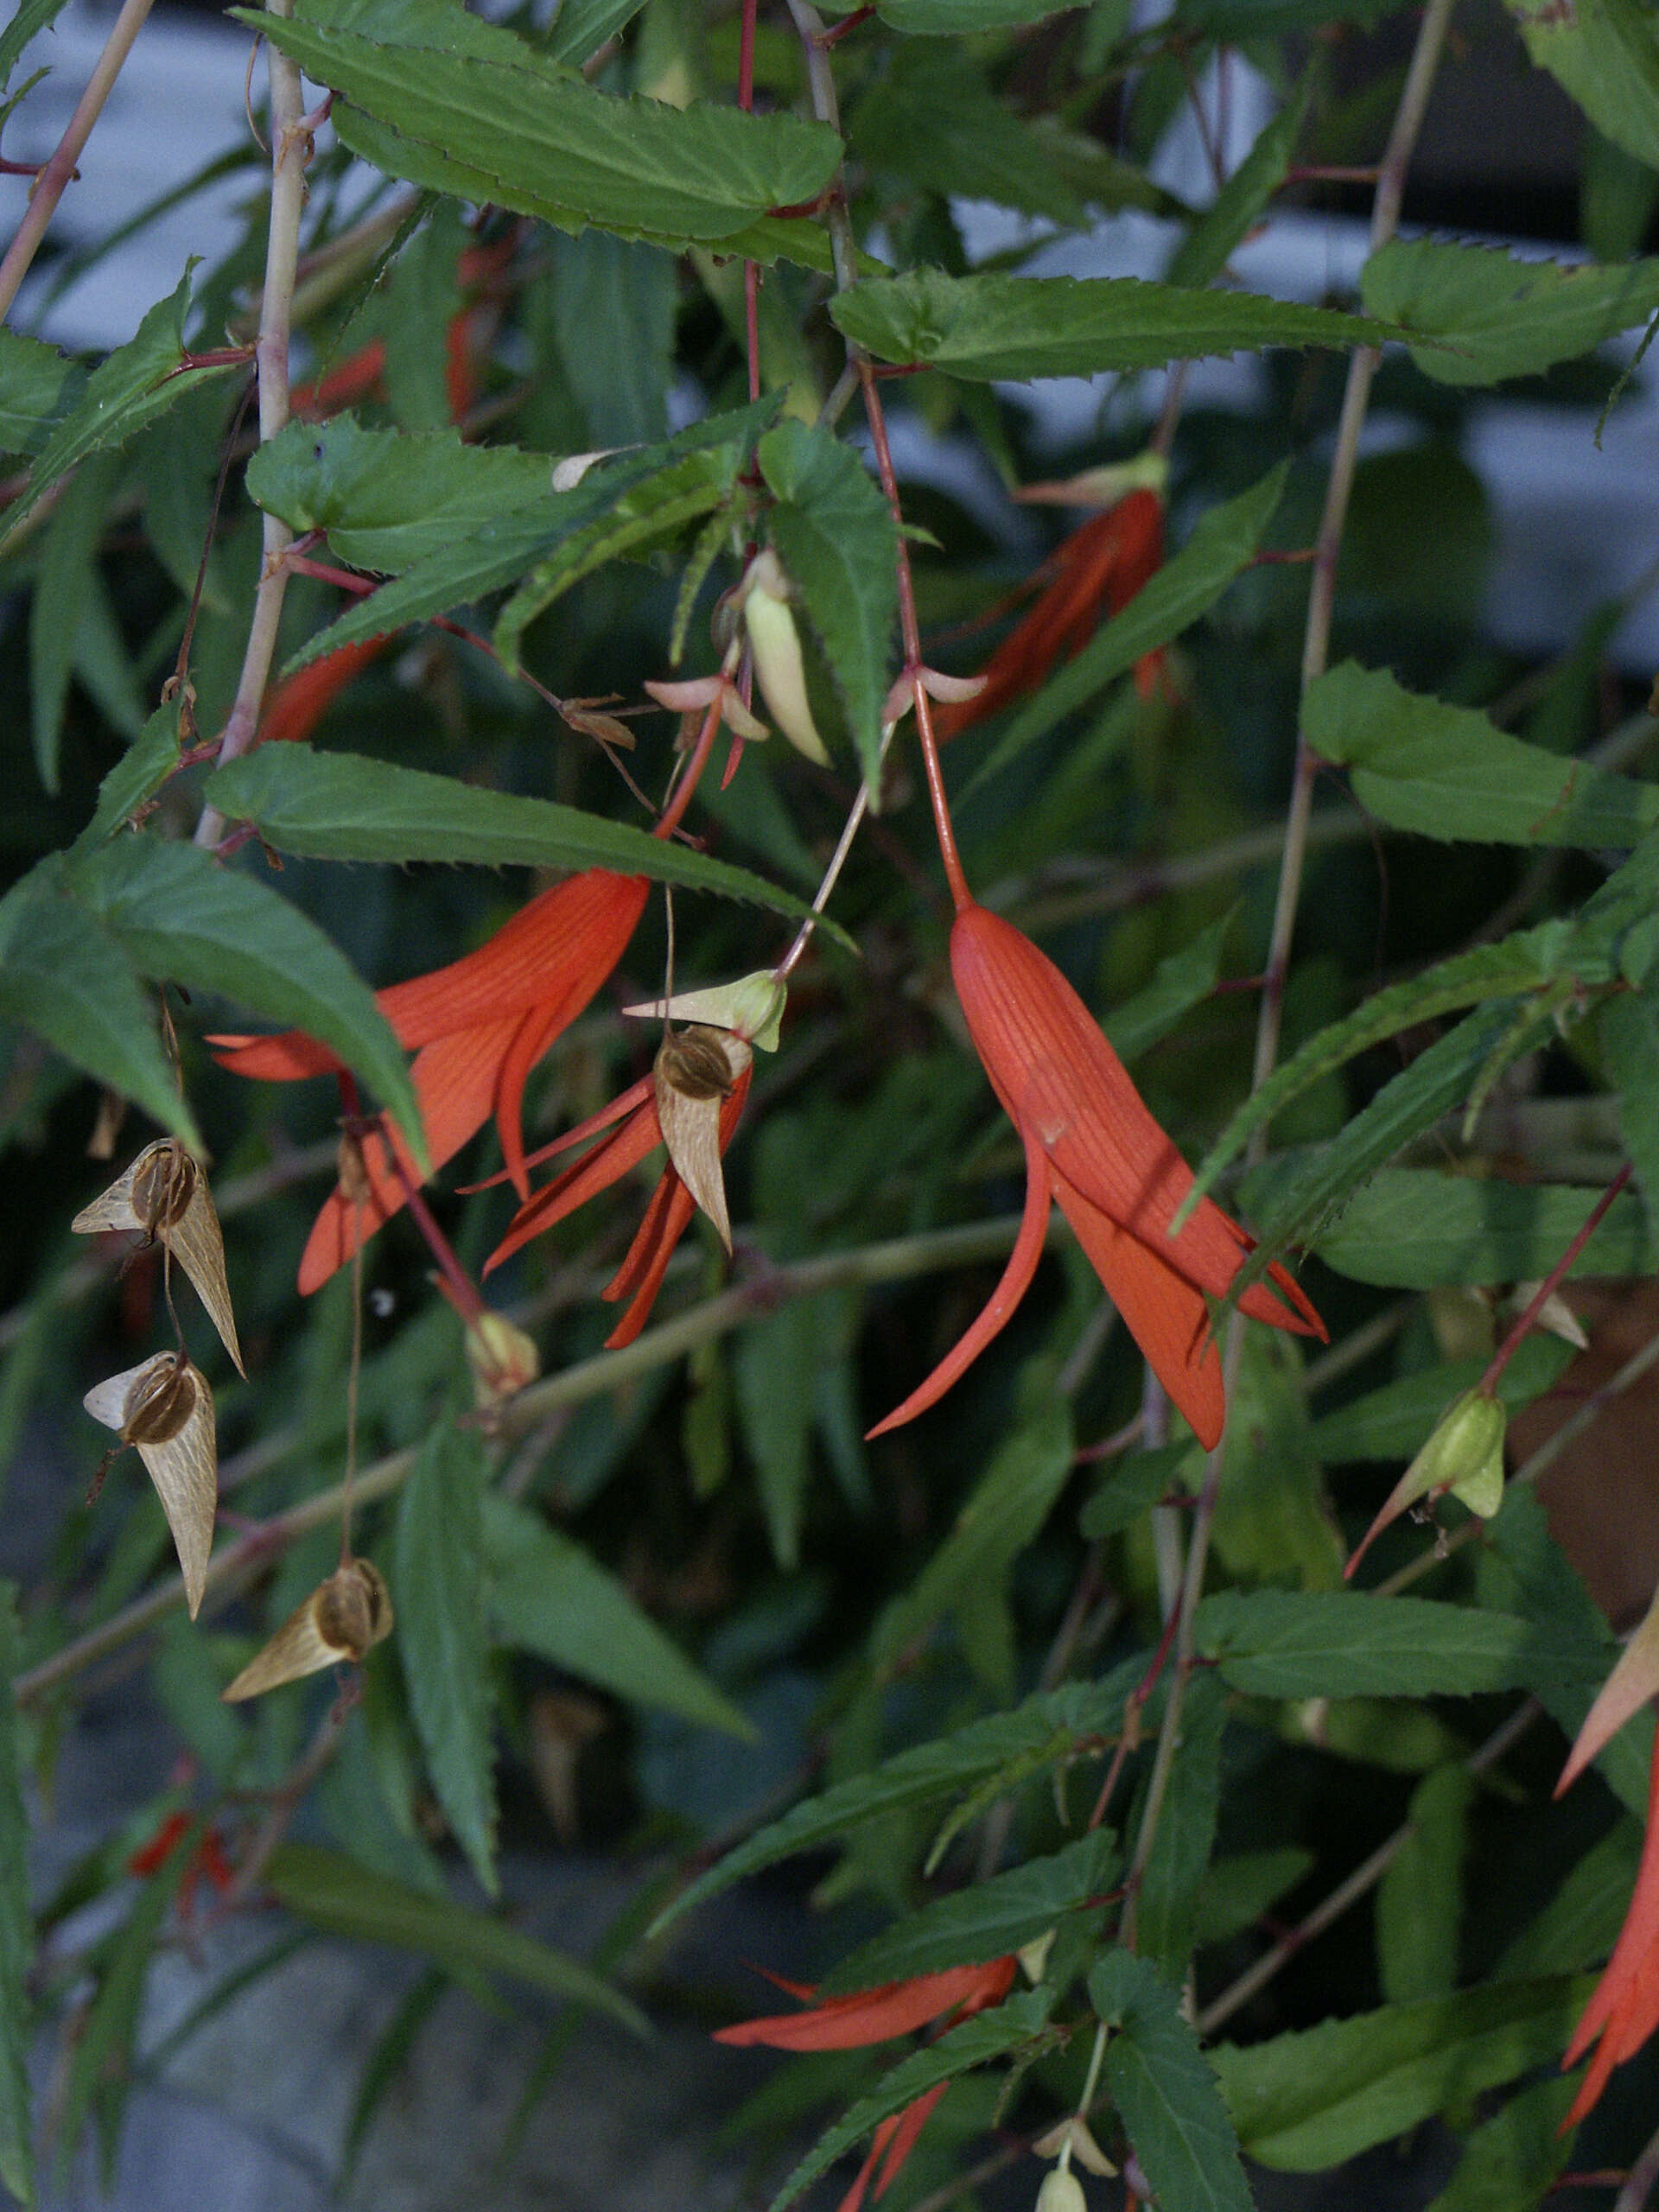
[385,1146,489,1325]
[1478,1160,1632,1397]
[656,691,723,840]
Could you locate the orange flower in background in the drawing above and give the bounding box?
[931,485,1166,741]
[1554,1584,1659,2122]
[213,868,649,1294]
[483,1038,753,1348]
[715,1958,1018,2212]
[256,634,394,748]
[871,904,1324,1450]
[128,1810,235,1920]
[1559,1747,1659,2125]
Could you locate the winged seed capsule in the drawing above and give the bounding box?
[83,1353,218,1617]
[72,1141,245,1376]
[221,1560,394,1701]
[652,1026,752,1254]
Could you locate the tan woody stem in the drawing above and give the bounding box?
[194,0,311,849]
[0,0,157,326]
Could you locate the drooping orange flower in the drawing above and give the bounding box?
[256,634,393,748]
[871,904,1324,1450]
[1560,1744,1659,2125]
[715,1958,1018,2212]
[128,1810,236,1920]
[482,1038,752,1348]
[213,868,649,1294]
[931,486,1166,741]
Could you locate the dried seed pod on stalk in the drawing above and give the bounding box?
[73,1141,245,1376]
[653,1025,753,1254]
[83,1354,218,1617]
[221,1559,394,1701]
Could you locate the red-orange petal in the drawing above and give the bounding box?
[599,1071,751,1346]
[257,636,391,749]
[951,904,1323,1340]
[1561,1748,1659,2124]
[373,870,647,1051]
[867,1121,1053,1439]
[713,1961,1008,2050]
[296,1015,522,1294]
[209,1030,344,1082]
[483,1096,663,1277]
[1053,1176,1226,1451]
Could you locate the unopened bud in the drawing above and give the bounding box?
[742,551,830,765]
[1018,1929,1056,1984]
[624,971,785,1051]
[1035,2169,1088,2212]
[1345,1389,1506,1580]
[466,1309,539,1413]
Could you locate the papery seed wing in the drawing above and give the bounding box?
[221,1559,392,1701]
[83,1358,156,1432]
[71,1160,147,1236]
[653,1032,750,1255]
[133,1368,217,1618]
[169,1182,245,1376]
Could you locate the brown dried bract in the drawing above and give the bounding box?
[221,1559,394,1702]
[653,1026,751,1253]
[72,1141,245,1377]
[83,1353,219,1618]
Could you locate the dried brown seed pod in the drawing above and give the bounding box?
[221,1560,394,1702]
[72,1141,245,1377]
[652,1026,752,1253]
[83,1354,218,1618]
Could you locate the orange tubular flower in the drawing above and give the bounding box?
[213,869,649,1294]
[482,1049,752,1348]
[256,634,393,748]
[871,904,1324,1451]
[1560,1748,1659,2126]
[931,486,1166,741]
[715,1958,1018,2212]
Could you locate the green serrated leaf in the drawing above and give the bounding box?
[1601,979,1659,1198]
[200,745,830,932]
[1494,1821,1643,1982]
[848,47,1089,227]
[1420,2074,1579,2212]
[1305,662,1659,847]
[1309,1336,1574,1463]
[968,462,1287,786]
[822,1829,1119,1993]
[1364,237,1659,387]
[543,0,648,63]
[67,834,423,1159]
[868,0,1076,30]
[1376,1764,1471,2004]
[276,397,784,666]
[549,229,676,448]
[1212,1978,1592,2170]
[869,1398,1074,1700]
[245,415,554,572]
[829,271,1390,383]
[1135,1672,1227,1979]
[0,858,198,1147]
[1167,86,1306,292]
[5,269,237,548]
[766,1989,1058,2212]
[1505,0,1659,168]
[1091,1949,1252,2212]
[0,326,81,462]
[485,1494,753,1735]
[247,0,842,248]
[1193,1589,1606,1700]
[29,447,121,795]
[1485,1486,1648,1818]
[759,420,899,792]
[1307,1169,1659,1289]
[652,1665,1146,1930]
[0,0,72,92]
[264,1841,646,2031]
[1079,1442,1195,1541]
[394,1421,497,1894]
[73,698,184,852]
[494,447,739,672]
[0,1592,34,2206]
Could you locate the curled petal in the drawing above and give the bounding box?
[1562,1750,1659,2124]
[1558,1580,1659,1796]
[868,1122,1054,1440]
[713,1961,1010,2050]
[484,1093,663,1277]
